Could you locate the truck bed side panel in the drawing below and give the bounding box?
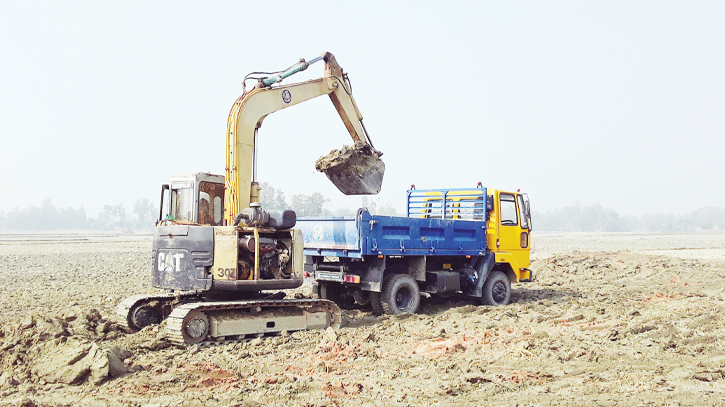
[299,213,487,257]
[367,215,487,256]
[297,217,359,251]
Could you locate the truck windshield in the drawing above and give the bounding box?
[171,184,194,222]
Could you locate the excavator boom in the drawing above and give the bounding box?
[225,52,384,222]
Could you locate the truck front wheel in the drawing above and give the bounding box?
[381,274,420,315]
[481,271,511,306]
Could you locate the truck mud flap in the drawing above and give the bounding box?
[466,253,495,298]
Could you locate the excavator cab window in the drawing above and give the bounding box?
[158,184,170,223]
[199,181,225,226]
[170,182,194,222]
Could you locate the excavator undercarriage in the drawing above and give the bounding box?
[116,220,342,346]
[118,294,340,346]
[165,299,341,346]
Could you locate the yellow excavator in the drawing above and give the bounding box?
[117,52,384,346]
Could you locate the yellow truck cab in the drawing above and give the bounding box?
[419,186,533,284]
[487,189,532,283]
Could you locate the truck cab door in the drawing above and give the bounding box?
[496,192,531,270]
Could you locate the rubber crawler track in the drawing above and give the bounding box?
[165,298,342,347]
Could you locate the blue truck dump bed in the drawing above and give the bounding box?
[297,188,489,258]
[297,210,488,258]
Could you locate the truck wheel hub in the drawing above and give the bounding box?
[492,281,507,303]
[395,288,412,310]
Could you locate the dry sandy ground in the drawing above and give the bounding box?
[1,232,725,406]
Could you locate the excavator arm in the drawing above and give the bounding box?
[225,52,384,223]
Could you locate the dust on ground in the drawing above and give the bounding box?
[1,232,725,406]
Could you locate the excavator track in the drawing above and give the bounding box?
[165,298,341,347]
[117,292,200,332]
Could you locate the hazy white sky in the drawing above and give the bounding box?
[1,1,723,217]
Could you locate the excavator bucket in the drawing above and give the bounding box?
[315,143,385,195]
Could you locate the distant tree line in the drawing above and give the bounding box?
[0,199,156,231]
[5,189,719,233]
[0,183,400,231]
[532,202,725,232]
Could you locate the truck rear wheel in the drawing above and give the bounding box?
[481,271,511,306]
[381,274,420,315]
[370,292,383,316]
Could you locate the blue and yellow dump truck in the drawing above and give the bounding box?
[298,185,533,315]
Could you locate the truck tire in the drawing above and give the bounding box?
[370,291,384,316]
[481,271,511,306]
[320,283,355,309]
[381,274,420,315]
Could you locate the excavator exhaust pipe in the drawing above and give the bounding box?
[315,143,385,195]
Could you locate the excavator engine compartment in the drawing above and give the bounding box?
[209,226,303,292]
[315,142,385,195]
[236,234,292,280]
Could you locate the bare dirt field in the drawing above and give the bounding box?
[1,232,725,406]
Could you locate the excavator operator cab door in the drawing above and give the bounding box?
[158,181,194,223]
[159,173,226,225]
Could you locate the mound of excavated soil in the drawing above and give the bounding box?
[1,234,725,406]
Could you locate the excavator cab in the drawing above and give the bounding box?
[159,173,225,226]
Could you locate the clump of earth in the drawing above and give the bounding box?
[314,142,381,174]
[315,142,384,195]
[1,233,725,406]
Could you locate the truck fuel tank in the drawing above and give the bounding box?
[424,271,461,294]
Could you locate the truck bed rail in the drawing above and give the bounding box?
[406,187,488,220]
